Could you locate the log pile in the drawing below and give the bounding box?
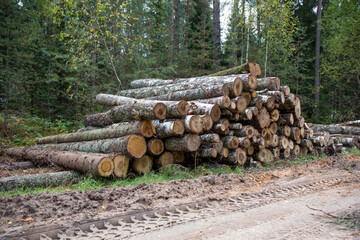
[308,123,360,154]
[7,62,353,180]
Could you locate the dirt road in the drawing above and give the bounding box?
[1,154,360,239]
[131,184,360,240]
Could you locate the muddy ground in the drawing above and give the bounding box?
[0,153,359,238]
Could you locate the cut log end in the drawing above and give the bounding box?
[173,152,185,163]
[140,120,157,138]
[236,96,248,113]
[222,85,231,96]
[294,98,301,119]
[97,157,115,177]
[132,155,153,174]
[156,152,175,168]
[147,139,164,156]
[210,105,221,122]
[173,119,185,135]
[201,115,214,131]
[154,103,167,120]
[233,77,244,96]
[247,145,255,155]
[270,109,279,122]
[127,135,147,158]
[248,75,258,90]
[112,155,130,179]
[177,100,190,116]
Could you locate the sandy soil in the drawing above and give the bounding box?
[0,154,360,239]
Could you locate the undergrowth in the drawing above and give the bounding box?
[0,153,328,198]
[0,113,82,147]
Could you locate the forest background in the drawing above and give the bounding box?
[0,0,359,145]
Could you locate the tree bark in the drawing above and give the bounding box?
[0,161,35,171]
[255,77,281,91]
[229,123,243,130]
[230,125,255,138]
[0,171,81,191]
[164,134,201,152]
[129,79,173,88]
[188,102,221,122]
[5,148,114,177]
[196,96,231,109]
[210,63,260,77]
[152,120,185,138]
[213,0,221,66]
[221,136,239,149]
[34,135,147,158]
[202,141,223,154]
[280,86,290,96]
[118,76,243,98]
[197,147,218,158]
[308,124,360,135]
[84,103,167,127]
[37,120,155,144]
[314,0,322,118]
[96,94,188,118]
[200,133,221,143]
[253,95,275,111]
[262,91,285,104]
[147,85,229,101]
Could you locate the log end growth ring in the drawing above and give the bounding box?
[127,135,147,158]
[140,120,156,138]
[97,157,114,177]
[154,103,167,120]
[186,134,201,152]
[248,74,258,90]
[233,77,244,96]
[112,155,130,179]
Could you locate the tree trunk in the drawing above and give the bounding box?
[213,0,221,66]
[34,135,147,158]
[196,96,231,109]
[210,63,260,77]
[5,148,114,177]
[118,76,244,98]
[185,0,190,47]
[132,155,153,174]
[256,77,280,91]
[154,152,175,168]
[169,0,175,63]
[189,102,221,122]
[129,79,173,88]
[0,171,81,191]
[221,136,239,149]
[0,161,35,171]
[253,95,275,111]
[146,138,164,156]
[314,0,322,118]
[96,94,188,118]
[200,133,221,143]
[280,86,290,96]
[152,120,185,138]
[84,103,167,127]
[308,124,360,135]
[164,134,201,152]
[37,120,155,144]
[147,85,229,101]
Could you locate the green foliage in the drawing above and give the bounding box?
[0,113,82,146]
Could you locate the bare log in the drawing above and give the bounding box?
[33,135,147,159]
[278,125,291,137]
[5,148,114,177]
[209,62,259,76]
[200,133,221,143]
[152,120,185,138]
[164,134,201,152]
[188,102,221,122]
[254,149,274,163]
[147,85,229,101]
[0,171,81,191]
[256,77,280,91]
[221,136,239,149]
[229,123,243,130]
[130,78,173,88]
[84,103,167,127]
[182,115,203,134]
[37,120,155,144]
[280,86,290,96]
[196,96,231,108]
[308,124,360,135]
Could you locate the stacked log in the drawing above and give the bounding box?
[5,63,325,180]
[308,123,360,153]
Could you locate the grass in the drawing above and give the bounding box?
[0,153,328,198]
[330,209,360,233]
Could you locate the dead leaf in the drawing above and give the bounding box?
[22,217,33,222]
